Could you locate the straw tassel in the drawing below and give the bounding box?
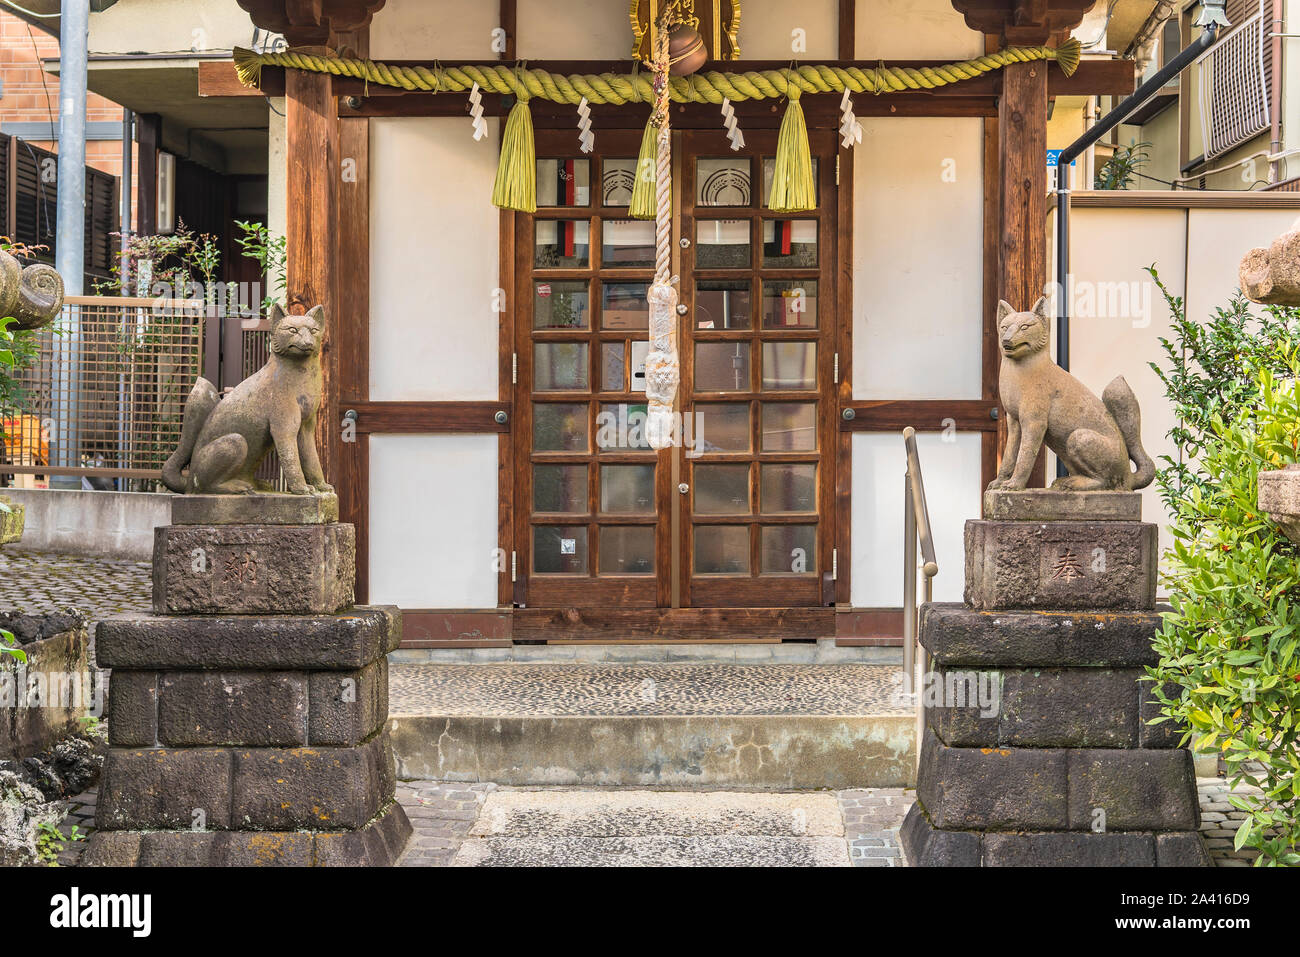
[768,84,815,213]
[492,94,537,213]
[629,114,659,220]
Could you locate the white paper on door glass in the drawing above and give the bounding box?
[851,431,981,606]
[368,435,499,609]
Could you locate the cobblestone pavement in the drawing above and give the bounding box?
[389,663,908,717]
[0,549,151,621]
[49,777,1262,867]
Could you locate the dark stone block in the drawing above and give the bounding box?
[95,748,232,830]
[1155,831,1212,867]
[96,606,401,671]
[0,625,92,760]
[964,519,1157,610]
[106,671,157,747]
[152,523,355,615]
[923,668,1001,747]
[1068,749,1199,831]
[916,729,1068,830]
[308,658,387,746]
[171,492,338,526]
[229,732,390,830]
[919,603,1164,668]
[899,802,980,866]
[982,832,1155,866]
[999,668,1140,748]
[157,672,308,747]
[1138,682,1186,749]
[82,803,411,866]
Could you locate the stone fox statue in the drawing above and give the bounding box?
[162,304,334,495]
[989,297,1155,492]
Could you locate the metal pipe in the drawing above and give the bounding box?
[52,0,90,485]
[903,469,917,687]
[1054,22,1220,374]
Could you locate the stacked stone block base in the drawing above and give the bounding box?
[901,493,1209,867]
[84,497,410,866]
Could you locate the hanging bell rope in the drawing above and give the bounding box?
[232,39,1080,102]
[769,83,816,213]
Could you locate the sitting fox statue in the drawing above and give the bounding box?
[162,304,333,496]
[989,297,1155,492]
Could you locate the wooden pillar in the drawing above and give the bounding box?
[284,65,340,487]
[135,113,161,238]
[997,58,1048,486]
[997,60,1047,313]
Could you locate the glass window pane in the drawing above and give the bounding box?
[695,342,751,393]
[533,403,588,452]
[695,280,751,329]
[694,464,750,514]
[696,157,753,207]
[761,463,817,513]
[534,525,588,574]
[600,464,655,514]
[535,220,590,268]
[692,403,750,453]
[761,525,816,574]
[761,157,818,207]
[601,342,625,391]
[534,342,589,391]
[602,220,655,268]
[761,402,817,451]
[600,159,638,207]
[599,526,655,575]
[533,280,590,329]
[761,219,818,268]
[694,525,750,574]
[760,280,817,329]
[696,219,751,268]
[601,281,649,330]
[597,402,651,451]
[761,341,816,391]
[533,464,587,513]
[536,159,591,207]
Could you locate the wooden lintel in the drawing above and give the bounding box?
[197,60,284,97]
[348,401,512,434]
[840,399,1000,433]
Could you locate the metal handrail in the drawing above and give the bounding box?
[902,427,938,750]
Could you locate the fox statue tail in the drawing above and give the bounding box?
[161,377,220,493]
[1102,375,1155,491]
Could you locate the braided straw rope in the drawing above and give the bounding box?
[232,38,1080,103]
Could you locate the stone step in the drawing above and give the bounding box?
[387,663,915,789]
[453,835,851,867]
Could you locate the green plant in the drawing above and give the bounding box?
[232,220,287,312]
[0,627,24,664]
[36,821,82,865]
[1095,140,1151,190]
[1148,280,1300,864]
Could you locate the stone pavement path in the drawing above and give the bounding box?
[0,549,151,620]
[47,778,1261,867]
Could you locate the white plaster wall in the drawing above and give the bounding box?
[370,0,499,59]
[852,117,984,401]
[266,98,287,263]
[89,0,255,53]
[740,0,838,59]
[856,0,983,59]
[518,0,631,58]
[369,117,500,401]
[851,431,982,606]
[368,435,499,608]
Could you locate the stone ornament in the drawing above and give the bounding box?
[1238,217,1300,305]
[162,303,332,495]
[989,297,1155,492]
[0,247,64,331]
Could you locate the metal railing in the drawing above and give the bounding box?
[902,426,938,757]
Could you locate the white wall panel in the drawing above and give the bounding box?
[851,431,981,607]
[369,118,500,401]
[856,0,983,59]
[370,0,497,59]
[518,0,630,58]
[368,435,499,609]
[740,0,838,59]
[853,117,984,400]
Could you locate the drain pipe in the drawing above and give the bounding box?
[1053,23,1220,375]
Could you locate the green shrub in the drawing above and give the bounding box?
[1149,270,1300,865]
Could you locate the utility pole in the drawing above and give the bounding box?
[52,0,90,486]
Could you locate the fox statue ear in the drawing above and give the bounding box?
[996,300,1016,323]
[269,303,285,331]
[306,304,326,329]
[1031,296,1051,323]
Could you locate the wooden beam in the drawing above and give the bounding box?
[197,60,283,97]
[838,0,855,60]
[839,399,999,432]
[348,401,512,434]
[500,0,516,60]
[284,65,340,487]
[135,113,160,238]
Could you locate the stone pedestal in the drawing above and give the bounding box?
[83,495,411,866]
[901,490,1209,867]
